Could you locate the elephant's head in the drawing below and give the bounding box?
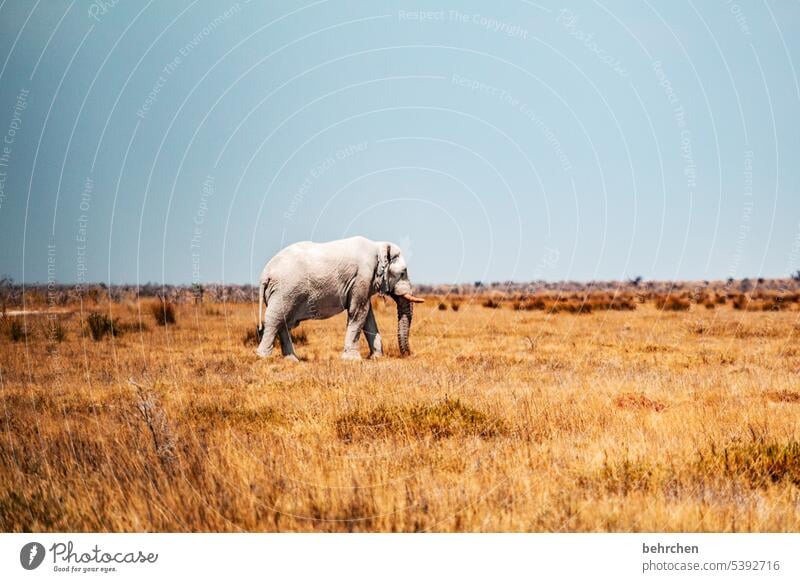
[375,242,424,356]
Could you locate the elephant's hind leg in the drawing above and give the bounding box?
[256,302,288,359]
[255,319,279,358]
[278,325,299,362]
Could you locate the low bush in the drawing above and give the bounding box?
[732,294,748,310]
[86,313,119,341]
[150,300,176,326]
[655,295,691,311]
[7,319,25,342]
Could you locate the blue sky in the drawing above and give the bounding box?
[0,0,798,285]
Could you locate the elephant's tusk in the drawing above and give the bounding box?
[403,293,425,303]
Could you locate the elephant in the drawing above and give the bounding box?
[255,236,424,361]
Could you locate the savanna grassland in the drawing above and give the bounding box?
[1,287,799,532]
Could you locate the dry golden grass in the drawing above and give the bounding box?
[1,298,800,532]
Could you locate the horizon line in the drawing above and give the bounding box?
[4,275,798,288]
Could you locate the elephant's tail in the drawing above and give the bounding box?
[257,278,269,333]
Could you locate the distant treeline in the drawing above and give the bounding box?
[1,275,799,309]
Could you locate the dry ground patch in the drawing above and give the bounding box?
[1,299,799,531]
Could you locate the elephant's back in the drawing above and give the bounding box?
[266,240,322,271]
[269,238,370,267]
[264,239,362,281]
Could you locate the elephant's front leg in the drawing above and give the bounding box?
[363,305,383,358]
[342,294,370,361]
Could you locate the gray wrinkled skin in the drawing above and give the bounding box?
[255,236,422,361]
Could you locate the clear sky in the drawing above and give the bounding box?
[0,0,798,286]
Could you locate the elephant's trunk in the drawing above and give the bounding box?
[393,294,413,356]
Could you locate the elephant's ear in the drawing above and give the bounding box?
[375,243,391,295]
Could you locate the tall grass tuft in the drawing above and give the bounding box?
[6,319,25,342]
[291,328,309,345]
[49,321,66,342]
[129,379,177,470]
[336,398,505,442]
[86,313,119,340]
[705,440,800,488]
[150,300,176,326]
[243,326,308,347]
